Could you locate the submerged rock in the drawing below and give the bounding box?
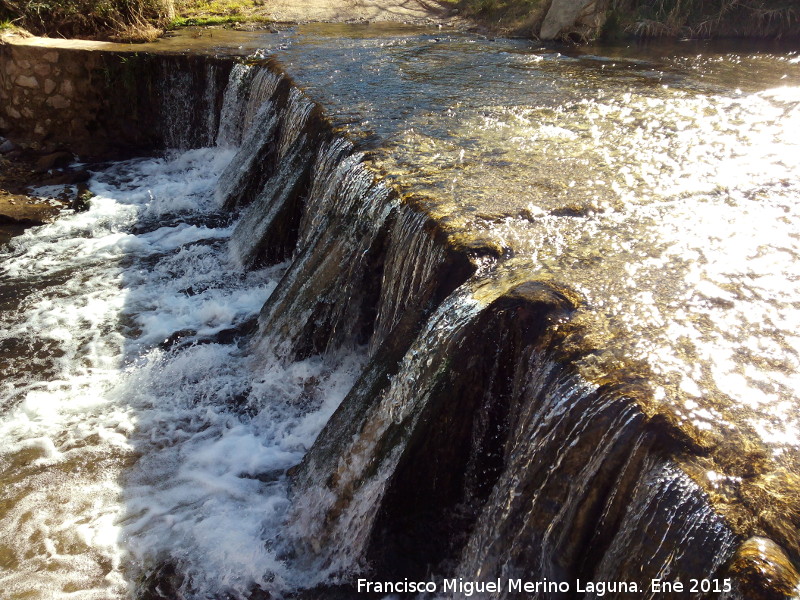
[71,183,93,212]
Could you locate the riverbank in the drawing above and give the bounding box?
[0,148,70,238]
[0,0,464,43]
[2,0,799,43]
[453,0,800,41]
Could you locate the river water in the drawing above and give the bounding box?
[0,147,364,597]
[262,24,800,547]
[264,25,800,457]
[1,24,799,599]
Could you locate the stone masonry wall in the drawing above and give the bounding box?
[0,39,235,160]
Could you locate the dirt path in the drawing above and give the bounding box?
[262,0,454,23]
[225,0,462,26]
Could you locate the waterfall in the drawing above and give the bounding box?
[1,48,798,600]
[216,63,284,148]
[230,89,320,270]
[157,58,231,150]
[286,272,741,593]
[212,61,798,599]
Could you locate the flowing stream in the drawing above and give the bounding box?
[1,25,799,600]
[0,145,365,597]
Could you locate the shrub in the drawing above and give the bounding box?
[610,0,799,39]
[0,0,174,41]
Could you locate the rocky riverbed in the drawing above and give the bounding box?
[0,142,84,243]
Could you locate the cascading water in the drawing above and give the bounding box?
[1,27,799,600]
[0,52,478,598]
[0,59,370,599]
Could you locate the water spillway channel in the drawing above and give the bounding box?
[1,26,799,599]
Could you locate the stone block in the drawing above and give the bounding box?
[5,106,21,119]
[15,75,38,89]
[44,79,57,95]
[65,61,84,76]
[46,95,71,109]
[60,79,75,98]
[42,51,59,64]
[35,150,73,172]
[21,107,34,118]
[34,63,51,77]
[15,59,31,70]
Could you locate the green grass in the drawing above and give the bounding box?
[168,14,270,27]
[1,0,271,39]
[169,14,240,26]
[177,0,251,16]
[166,0,274,30]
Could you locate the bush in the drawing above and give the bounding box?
[610,0,799,39]
[0,0,174,41]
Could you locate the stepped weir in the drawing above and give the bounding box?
[1,28,799,600]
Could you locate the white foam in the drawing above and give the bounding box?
[0,146,363,599]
